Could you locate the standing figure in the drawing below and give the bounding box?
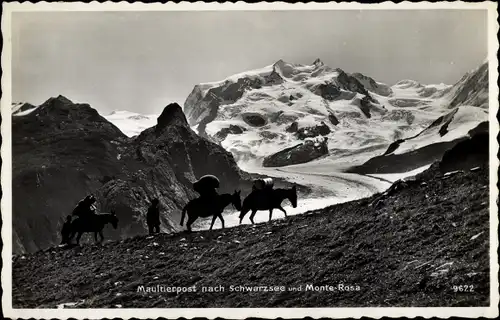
[60,215,73,245]
[147,198,161,234]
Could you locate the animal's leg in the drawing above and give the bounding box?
[186,216,197,232]
[278,205,288,217]
[99,231,104,242]
[76,232,82,245]
[269,209,274,222]
[249,210,257,225]
[94,232,99,243]
[219,214,225,229]
[67,232,74,245]
[239,207,250,224]
[209,214,217,230]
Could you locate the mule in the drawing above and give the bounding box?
[180,190,242,232]
[239,185,297,224]
[69,212,119,245]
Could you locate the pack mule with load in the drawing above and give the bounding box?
[239,178,298,224]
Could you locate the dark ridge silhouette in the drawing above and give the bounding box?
[439,122,489,173]
[349,120,487,174]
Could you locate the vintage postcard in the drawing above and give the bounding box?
[1,1,499,319]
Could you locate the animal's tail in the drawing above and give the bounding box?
[180,204,188,226]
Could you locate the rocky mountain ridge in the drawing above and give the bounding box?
[11,96,248,253]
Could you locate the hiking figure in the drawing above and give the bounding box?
[72,194,97,220]
[147,198,161,234]
[60,215,72,245]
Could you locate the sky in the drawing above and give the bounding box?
[11,9,488,115]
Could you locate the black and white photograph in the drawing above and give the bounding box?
[1,2,498,318]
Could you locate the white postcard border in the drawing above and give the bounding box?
[1,1,499,319]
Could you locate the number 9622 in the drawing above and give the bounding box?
[452,285,474,292]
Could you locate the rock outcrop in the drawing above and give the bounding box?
[351,72,393,97]
[439,121,488,173]
[347,119,488,174]
[263,137,329,167]
[214,125,246,142]
[447,62,488,109]
[295,122,331,140]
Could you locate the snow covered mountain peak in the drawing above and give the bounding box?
[12,102,38,116]
[313,58,325,67]
[104,110,159,137]
[182,59,488,170]
[393,79,424,89]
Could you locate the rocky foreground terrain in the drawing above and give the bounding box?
[12,132,491,308]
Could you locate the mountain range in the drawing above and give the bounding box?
[182,58,488,171]
[10,58,489,253]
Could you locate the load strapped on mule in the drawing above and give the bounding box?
[252,177,274,191]
[72,194,97,218]
[193,174,220,196]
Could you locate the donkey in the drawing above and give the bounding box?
[239,185,297,224]
[69,212,119,245]
[181,190,242,232]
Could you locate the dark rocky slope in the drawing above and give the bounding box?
[12,96,248,253]
[347,115,488,175]
[12,135,490,308]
